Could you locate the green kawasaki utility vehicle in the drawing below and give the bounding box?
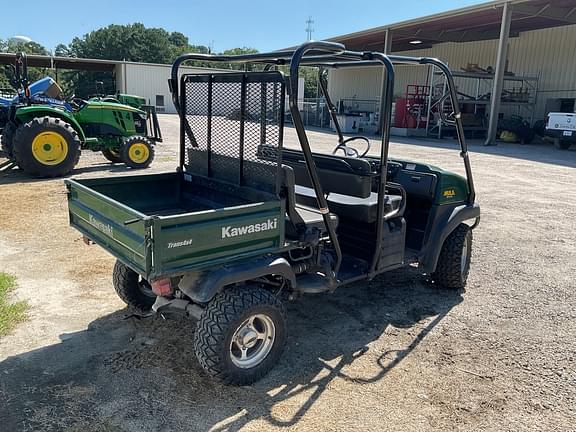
[1,53,161,177]
[65,41,480,385]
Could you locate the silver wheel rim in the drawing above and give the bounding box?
[461,235,469,274]
[230,314,276,369]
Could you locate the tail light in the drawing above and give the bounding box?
[151,278,172,296]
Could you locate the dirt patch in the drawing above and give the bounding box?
[0,115,575,431]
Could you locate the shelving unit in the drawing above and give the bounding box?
[426,67,539,139]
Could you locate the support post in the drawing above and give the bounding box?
[383,29,392,54]
[485,2,513,146]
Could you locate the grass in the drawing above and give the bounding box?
[0,272,29,337]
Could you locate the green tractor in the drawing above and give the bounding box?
[0,53,162,178]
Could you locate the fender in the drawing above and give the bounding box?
[420,203,480,273]
[177,256,297,303]
[15,106,87,141]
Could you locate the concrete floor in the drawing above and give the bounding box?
[0,114,575,431]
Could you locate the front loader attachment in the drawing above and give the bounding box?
[142,105,162,143]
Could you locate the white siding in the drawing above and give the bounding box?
[123,64,219,114]
[328,24,576,120]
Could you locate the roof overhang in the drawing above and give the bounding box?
[0,53,120,71]
[328,0,576,52]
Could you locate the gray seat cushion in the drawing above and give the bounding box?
[295,186,402,223]
[285,204,339,239]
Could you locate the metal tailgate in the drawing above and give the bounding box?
[152,200,284,276]
[65,179,150,274]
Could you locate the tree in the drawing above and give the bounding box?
[54,44,71,57]
[67,23,173,63]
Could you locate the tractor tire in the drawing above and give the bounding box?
[431,223,472,290]
[12,116,81,178]
[101,148,123,163]
[194,286,287,385]
[112,260,156,312]
[121,136,154,169]
[554,138,571,150]
[1,123,17,158]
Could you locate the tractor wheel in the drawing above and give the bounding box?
[121,136,154,169]
[194,286,287,385]
[554,138,571,150]
[1,123,17,158]
[101,148,123,163]
[431,223,472,290]
[112,260,156,312]
[12,116,81,178]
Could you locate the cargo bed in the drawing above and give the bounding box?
[65,172,285,279]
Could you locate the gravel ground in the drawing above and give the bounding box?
[0,114,575,431]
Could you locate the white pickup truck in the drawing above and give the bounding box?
[546,112,576,149]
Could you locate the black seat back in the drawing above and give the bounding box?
[260,146,376,198]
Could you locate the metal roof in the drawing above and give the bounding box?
[328,0,576,51]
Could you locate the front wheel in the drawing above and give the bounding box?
[431,223,472,290]
[121,136,154,169]
[194,286,287,385]
[102,148,123,163]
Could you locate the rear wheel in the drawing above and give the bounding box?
[432,224,472,290]
[12,116,81,177]
[121,136,154,169]
[1,123,17,158]
[194,286,287,385]
[101,148,123,163]
[112,260,156,312]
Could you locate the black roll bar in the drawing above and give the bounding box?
[168,42,474,281]
[14,52,30,103]
[318,68,345,143]
[303,56,476,205]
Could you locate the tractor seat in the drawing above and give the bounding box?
[295,186,403,223]
[285,204,339,239]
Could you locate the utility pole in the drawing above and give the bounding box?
[305,16,314,41]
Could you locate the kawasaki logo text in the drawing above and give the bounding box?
[222,218,277,239]
[88,214,114,237]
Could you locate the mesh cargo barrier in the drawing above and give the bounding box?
[181,72,285,195]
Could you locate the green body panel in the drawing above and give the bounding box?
[15,106,87,141]
[390,158,469,205]
[435,170,468,205]
[65,173,285,280]
[73,101,147,150]
[116,94,146,109]
[14,101,148,151]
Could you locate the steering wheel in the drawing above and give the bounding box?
[332,136,371,158]
[69,96,87,110]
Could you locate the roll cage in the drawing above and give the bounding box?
[168,40,476,278]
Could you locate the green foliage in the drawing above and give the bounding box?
[222,47,259,56]
[1,26,261,98]
[278,65,321,99]
[0,272,29,337]
[300,67,320,99]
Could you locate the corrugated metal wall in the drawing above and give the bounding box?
[328,23,576,121]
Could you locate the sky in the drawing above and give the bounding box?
[2,0,488,53]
